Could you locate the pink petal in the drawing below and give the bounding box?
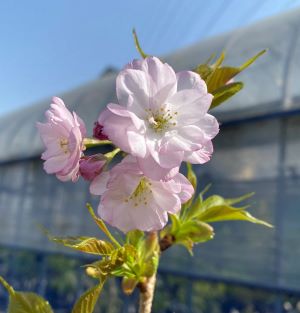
[151,184,181,214]
[90,172,110,195]
[137,154,180,181]
[195,114,219,140]
[172,173,194,203]
[116,68,150,112]
[176,71,207,93]
[127,130,147,158]
[183,141,213,164]
[43,154,69,173]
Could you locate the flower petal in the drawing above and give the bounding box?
[90,172,110,196]
[176,71,207,93]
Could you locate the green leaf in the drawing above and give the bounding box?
[86,244,137,278]
[183,195,203,221]
[132,28,148,59]
[211,82,244,109]
[194,50,266,108]
[194,192,272,227]
[169,214,181,233]
[197,204,273,227]
[122,277,138,295]
[183,184,212,221]
[72,280,105,313]
[181,163,197,217]
[186,163,197,190]
[86,203,121,248]
[47,235,115,255]
[211,51,225,69]
[201,193,253,211]
[223,192,255,206]
[0,276,53,313]
[141,253,159,277]
[126,230,144,247]
[176,238,194,255]
[194,64,213,81]
[207,50,266,93]
[207,66,240,92]
[239,49,266,71]
[176,220,214,243]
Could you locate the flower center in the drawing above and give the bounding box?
[146,107,177,133]
[59,138,69,154]
[124,177,152,207]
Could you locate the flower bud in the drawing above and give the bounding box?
[93,122,108,140]
[79,154,106,181]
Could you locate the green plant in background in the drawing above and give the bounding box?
[0,31,270,313]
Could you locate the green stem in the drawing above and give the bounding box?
[83,138,112,148]
[0,276,15,296]
[105,148,121,160]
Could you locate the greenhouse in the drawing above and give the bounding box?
[0,8,300,313]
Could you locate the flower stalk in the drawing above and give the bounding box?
[83,138,112,148]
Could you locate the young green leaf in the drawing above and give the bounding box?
[197,204,273,227]
[47,235,115,255]
[86,203,121,248]
[132,28,148,59]
[183,195,203,221]
[72,280,105,313]
[201,193,253,211]
[194,50,266,108]
[169,214,181,233]
[126,230,145,247]
[207,50,266,93]
[211,82,244,109]
[86,244,138,278]
[194,64,213,81]
[176,220,214,243]
[211,51,225,69]
[0,276,54,313]
[186,163,197,190]
[122,277,138,295]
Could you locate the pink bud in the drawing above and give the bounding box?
[93,122,108,140]
[79,154,107,181]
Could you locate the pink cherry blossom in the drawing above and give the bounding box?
[79,154,107,181]
[98,57,219,180]
[37,97,86,182]
[90,156,194,232]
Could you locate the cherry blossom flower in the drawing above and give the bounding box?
[37,97,86,182]
[79,154,107,181]
[90,156,194,232]
[98,57,219,180]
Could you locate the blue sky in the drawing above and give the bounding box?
[1,0,300,116]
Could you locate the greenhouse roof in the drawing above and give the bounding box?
[0,8,300,163]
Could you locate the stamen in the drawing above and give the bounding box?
[123,177,152,207]
[59,138,69,154]
[147,106,178,133]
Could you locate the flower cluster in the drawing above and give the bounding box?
[37,57,219,232]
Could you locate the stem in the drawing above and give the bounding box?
[83,138,112,148]
[105,148,121,160]
[138,274,157,313]
[138,232,159,313]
